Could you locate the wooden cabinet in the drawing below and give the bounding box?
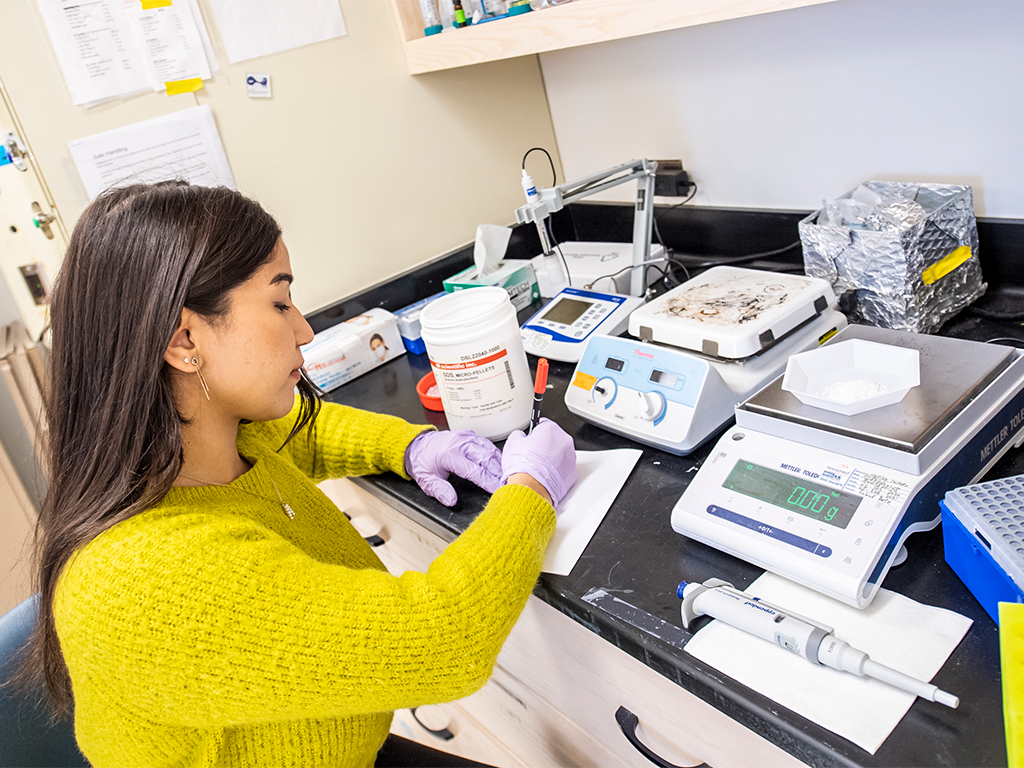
[320,478,808,767]
[388,0,839,74]
[0,441,36,616]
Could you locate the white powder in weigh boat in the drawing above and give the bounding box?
[815,378,889,404]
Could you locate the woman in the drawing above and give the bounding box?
[27,181,577,767]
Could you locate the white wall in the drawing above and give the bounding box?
[539,0,1024,218]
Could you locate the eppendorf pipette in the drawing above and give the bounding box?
[677,578,959,708]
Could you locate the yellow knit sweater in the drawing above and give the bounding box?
[54,403,556,768]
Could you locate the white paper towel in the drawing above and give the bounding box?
[683,572,972,754]
[474,224,512,278]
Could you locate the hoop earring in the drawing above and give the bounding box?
[187,356,211,400]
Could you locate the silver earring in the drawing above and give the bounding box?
[189,356,211,400]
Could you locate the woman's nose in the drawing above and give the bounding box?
[295,311,315,346]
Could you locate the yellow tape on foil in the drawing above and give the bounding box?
[141,0,172,8]
[165,78,203,95]
[922,245,972,285]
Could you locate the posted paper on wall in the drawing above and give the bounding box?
[36,0,217,106]
[68,104,235,199]
[208,0,347,63]
[124,1,213,91]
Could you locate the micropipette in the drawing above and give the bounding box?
[677,578,959,708]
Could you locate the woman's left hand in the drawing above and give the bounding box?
[404,430,503,506]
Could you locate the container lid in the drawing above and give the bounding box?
[420,286,514,344]
[416,371,444,411]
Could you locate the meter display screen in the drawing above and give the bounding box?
[722,461,860,529]
[606,358,625,372]
[540,298,591,326]
[650,370,677,387]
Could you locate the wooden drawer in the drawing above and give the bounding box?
[390,700,527,768]
[497,597,808,768]
[318,478,444,574]
[465,662,626,767]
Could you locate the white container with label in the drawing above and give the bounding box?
[420,286,532,440]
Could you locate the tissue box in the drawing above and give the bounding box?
[394,291,446,355]
[443,260,540,312]
[800,182,985,334]
[302,308,405,392]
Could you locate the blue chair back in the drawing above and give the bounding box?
[0,595,89,767]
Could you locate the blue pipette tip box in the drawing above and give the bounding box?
[941,476,1024,624]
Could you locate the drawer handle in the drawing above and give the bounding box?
[341,513,387,547]
[615,706,710,768]
[410,707,454,741]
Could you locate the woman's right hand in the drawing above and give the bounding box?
[501,418,578,509]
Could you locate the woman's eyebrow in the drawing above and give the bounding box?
[270,272,294,286]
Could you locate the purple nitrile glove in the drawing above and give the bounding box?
[404,430,503,507]
[500,418,578,509]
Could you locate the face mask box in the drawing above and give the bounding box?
[302,308,405,392]
[442,260,540,312]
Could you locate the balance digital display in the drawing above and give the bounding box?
[722,461,860,529]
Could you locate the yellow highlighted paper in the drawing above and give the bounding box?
[141,0,173,8]
[922,245,972,285]
[165,77,203,95]
[1001,603,1024,768]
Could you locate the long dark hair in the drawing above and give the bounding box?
[24,181,321,714]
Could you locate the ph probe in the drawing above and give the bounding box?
[677,579,959,708]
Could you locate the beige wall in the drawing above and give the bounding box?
[0,0,560,313]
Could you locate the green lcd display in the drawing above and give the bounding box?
[722,461,861,529]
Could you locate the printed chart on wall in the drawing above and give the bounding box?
[35,0,217,105]
[67,104,235,199]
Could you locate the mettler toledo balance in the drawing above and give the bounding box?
[672,324,1024,608]
[564,267,847,454]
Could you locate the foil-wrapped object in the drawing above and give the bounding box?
[800,182,985,333]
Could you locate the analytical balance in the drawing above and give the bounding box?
[672,325,1024,608]
[564,267,847,454]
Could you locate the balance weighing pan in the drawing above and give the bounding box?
[628,266,838,360]
[740,324,1016,457]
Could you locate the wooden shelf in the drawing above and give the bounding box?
[389,0,838,74]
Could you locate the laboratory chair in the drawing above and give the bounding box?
[0,594,89,768]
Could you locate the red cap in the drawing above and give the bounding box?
[534,358,549,394]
